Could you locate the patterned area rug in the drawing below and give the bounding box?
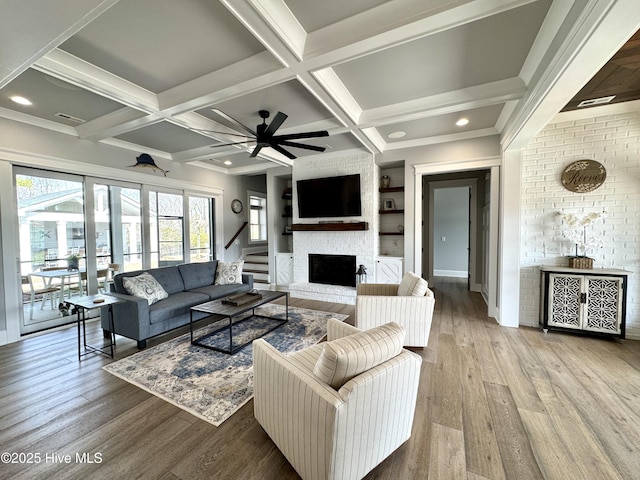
[103,304,347,426]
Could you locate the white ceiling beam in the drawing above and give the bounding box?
[302,0,539,69]
[360,77,527,127]
[248,0,307,60]
[383,127,499,151]
[98,138,171,160]
[0,106,77,136]
[172,144,250,164]
[75,107,156,140]
[158,52,292,115]
[33,48,159,112]
[221,0,302,68]
[312,68,362,124]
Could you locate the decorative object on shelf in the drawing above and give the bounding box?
[561,159,606,193]
[355,264,368,285]
[231,199,243,214]
[129,153,169,176]
[383,199,395,210]
[559,211,607,268]
[397,224,404,233]
[67,253,80,271]
[381,175,391,188]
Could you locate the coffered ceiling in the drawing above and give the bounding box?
[1,0,638,175]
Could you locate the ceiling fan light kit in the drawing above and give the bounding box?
[206,109,329,159]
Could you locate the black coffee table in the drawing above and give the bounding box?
[189,290,288,354]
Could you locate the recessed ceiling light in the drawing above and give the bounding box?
[11,95,32,106]
[456,118,469,126]
[224,160,232,165]
[388,131,406,139]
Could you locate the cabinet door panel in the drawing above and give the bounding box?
[548,274,582,329]
[585,276,622,334]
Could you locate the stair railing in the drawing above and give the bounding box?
[225,221,248,249]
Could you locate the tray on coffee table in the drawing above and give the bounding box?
[189,290,288,354]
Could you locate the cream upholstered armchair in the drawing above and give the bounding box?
[253,319,422,480]
[356,271,435,347]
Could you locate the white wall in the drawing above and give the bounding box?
[520,108,640,338]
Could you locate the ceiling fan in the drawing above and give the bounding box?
[201,109,329,159]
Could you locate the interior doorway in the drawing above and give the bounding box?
[425,178,477,290]
[433,185,471,287]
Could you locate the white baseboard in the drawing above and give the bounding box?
[434,270,468,278]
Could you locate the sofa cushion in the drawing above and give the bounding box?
[148,291,209,324]
[215,260,244,285]
[122,272,169,305]
[189,282,251,300]
[313,322,405,389]
[178,261,218,290]
[397,271,429,296]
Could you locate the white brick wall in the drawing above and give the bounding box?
[520,111,640,339]
[291,151,377,300]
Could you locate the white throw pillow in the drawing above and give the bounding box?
[397,271,429,296]
[313,322,405,389]
[215,260,244,285]
[122,272,168,305]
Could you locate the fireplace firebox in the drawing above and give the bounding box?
[308,254,356,288]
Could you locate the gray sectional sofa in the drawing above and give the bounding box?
[101,261,253,349]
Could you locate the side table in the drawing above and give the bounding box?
[65,294,122,360]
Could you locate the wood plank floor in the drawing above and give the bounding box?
[1,278,639,479]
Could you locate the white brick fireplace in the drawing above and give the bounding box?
[289,151,378,304]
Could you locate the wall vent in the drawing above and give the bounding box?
[54,112,86,124]
[577,96,616,108]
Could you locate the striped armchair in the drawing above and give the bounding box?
[356,276,435,347]
[253,319,422,480]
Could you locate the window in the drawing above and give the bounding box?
[249,193,267,243]
[149,191,184,267]
[189,196,214,262]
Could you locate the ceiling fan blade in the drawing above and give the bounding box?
[271,143,297,159]
[278,140,326,152]
[209,141,253,148]
[263,111,288,138]
[249,145,264,157]
[211,108,256,136]
[273,130,329,141]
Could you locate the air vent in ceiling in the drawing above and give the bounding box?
[54,112,86,124]
[577,96,616,108]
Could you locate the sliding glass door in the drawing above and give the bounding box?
[14,169,217,334]
[16,169,86,333]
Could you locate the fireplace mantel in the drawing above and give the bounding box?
[290,222,368,231]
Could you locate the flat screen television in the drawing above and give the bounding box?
[296,174,362,218]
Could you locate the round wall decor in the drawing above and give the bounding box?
[561,159,606,193]
[231,199,243,214]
